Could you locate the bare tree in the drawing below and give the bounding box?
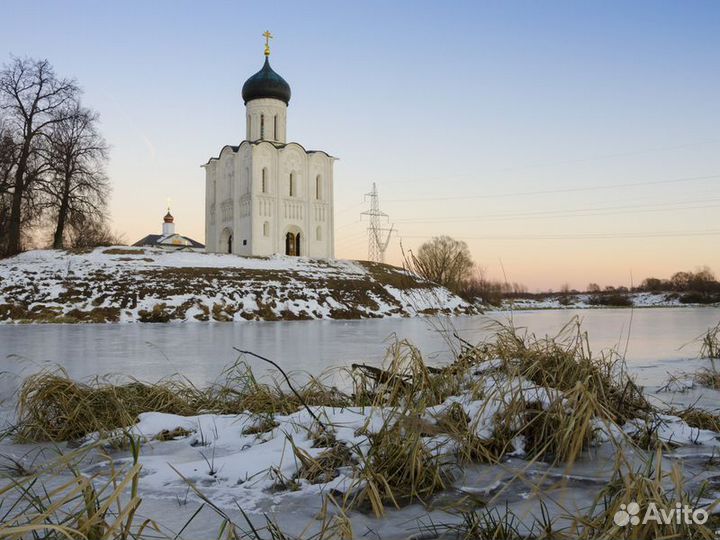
[0,57,78,256]
[64,214,124,249]
[0,117,16,251]
[407,235,474,292]
[41,103,109,249]
[0,115,45,253]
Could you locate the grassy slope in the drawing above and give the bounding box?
[0,247,477,323]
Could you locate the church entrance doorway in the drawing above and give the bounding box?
[220,228,233,254]
[284,227,302,256]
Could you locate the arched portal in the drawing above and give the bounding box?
[284,226,303,256]
[220,227,233,254]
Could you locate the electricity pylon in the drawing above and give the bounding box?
[361,182,394,263]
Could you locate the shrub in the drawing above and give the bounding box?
[588,294,633,307]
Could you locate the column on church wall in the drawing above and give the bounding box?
[234,148,252,256]
[276,146,304,257]
[272,149,281,255]
[327,159,335,258]
[305,154,334,259]
[250,144,280,257]
[250,147,269,256]
[205,161,220,253]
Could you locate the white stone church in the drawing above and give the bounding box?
[203,35,335,258]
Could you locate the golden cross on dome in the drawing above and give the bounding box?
[166,197,172,213]
[263,30,273,56]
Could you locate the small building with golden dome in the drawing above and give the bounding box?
[133,209,205,251]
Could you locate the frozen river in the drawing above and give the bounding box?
[1,307,718,401]
[1,307,719,538]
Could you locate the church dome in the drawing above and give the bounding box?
[242,58,291,105]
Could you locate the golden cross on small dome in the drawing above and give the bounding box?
[263,30,273,56]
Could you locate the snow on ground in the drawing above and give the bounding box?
[0,247,478,323]
[4,359,715,538]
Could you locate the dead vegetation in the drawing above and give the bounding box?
[699,321,720,359]
[3,317,720,538]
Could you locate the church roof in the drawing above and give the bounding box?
[241,57,291,105]
[132,234,205,249]
[202,140,335,166]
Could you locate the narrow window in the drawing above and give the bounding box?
[263,221,270,237]
[316,226,322,241]
[289,172,294,197]
[261,168,267,193]
[315,175,321,199]
[260,114,265,139]
[273,115,277,140]
[247,115,251,139]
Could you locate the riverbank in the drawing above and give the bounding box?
[494,291,720,310]
[0,247,477,323]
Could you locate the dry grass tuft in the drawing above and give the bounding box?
[355,419,452,516]
[477,318,650,424]
[672,406,720,432]
[294,442,355,485]
[15,369,198,442]
[694,367,720,389]
[700,322,720,359]
[0,437,158,540]
[576,450,718,539]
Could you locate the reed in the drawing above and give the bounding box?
[4,318,719,537]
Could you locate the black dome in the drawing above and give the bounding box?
[242,58,291,105]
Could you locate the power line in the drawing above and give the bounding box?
[392,197,720,224]
[383,174,720,203]
[398,229,720,241]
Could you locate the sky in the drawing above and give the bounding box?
[2,0,719,291]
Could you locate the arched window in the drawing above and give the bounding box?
[263,221,270,237]
[273,115,277,140]
[316,226,322,241]
[315,175,322,199]
[289,172,295,197]
[260,114,265,139]
[247,115,251,139]
[261,168,267,193]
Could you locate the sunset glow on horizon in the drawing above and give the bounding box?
[3,0,718,290]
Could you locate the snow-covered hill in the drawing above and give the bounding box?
[0,247,478,323]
